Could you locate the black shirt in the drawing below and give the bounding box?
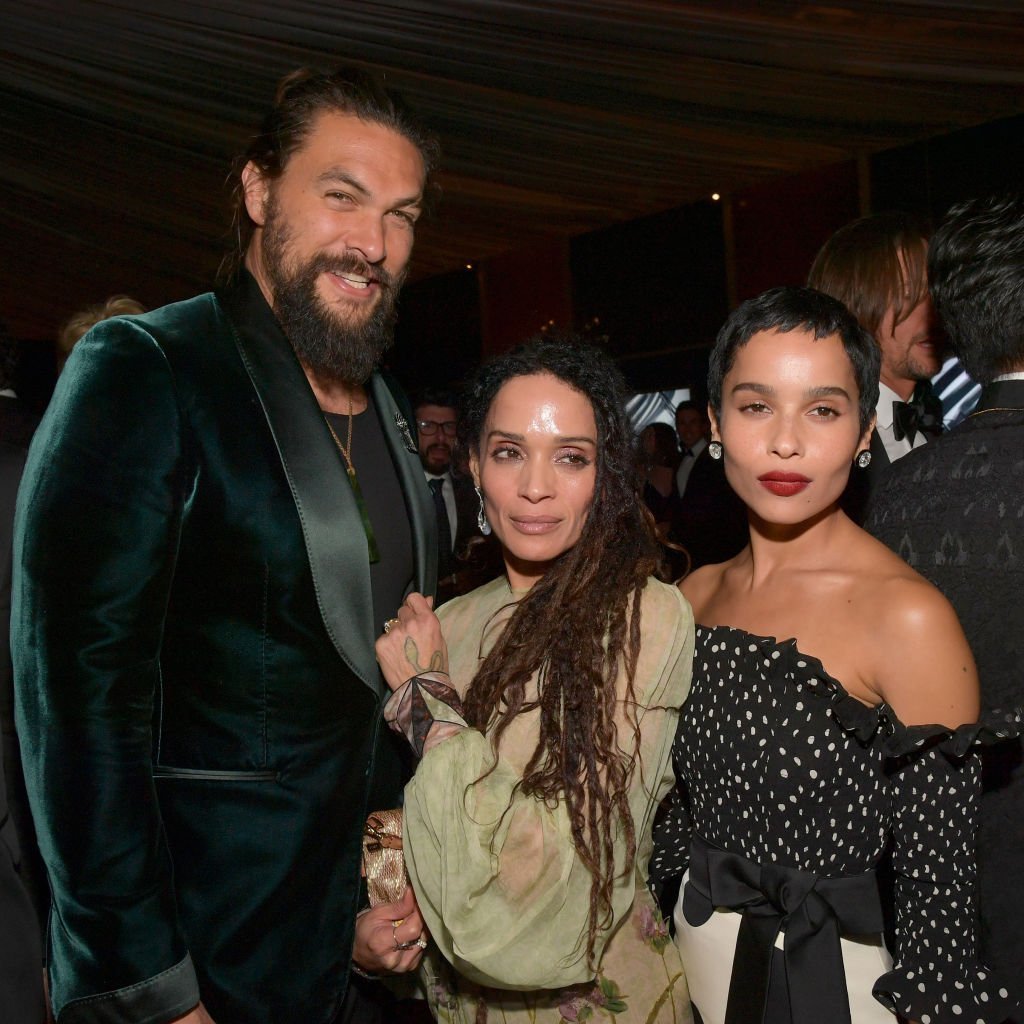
[326,395,414,634]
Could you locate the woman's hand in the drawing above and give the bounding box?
[375,592,448,692]
[353,886,429,975]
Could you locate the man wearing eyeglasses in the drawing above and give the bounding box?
[413,389,497,604]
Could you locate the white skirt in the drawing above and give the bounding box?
[673,872,893,1024]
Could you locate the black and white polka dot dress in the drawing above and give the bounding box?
[650,625,1020,1024]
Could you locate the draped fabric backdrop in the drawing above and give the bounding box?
[1,0,1023,343]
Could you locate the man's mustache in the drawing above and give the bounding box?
[308,251,395,290]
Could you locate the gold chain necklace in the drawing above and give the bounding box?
[325,398,356,479]
[323,397,380,563]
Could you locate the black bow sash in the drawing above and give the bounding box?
[682,835,884,1024]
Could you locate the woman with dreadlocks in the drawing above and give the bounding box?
[375,336,694,1023]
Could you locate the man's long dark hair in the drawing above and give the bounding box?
[221,65,440,281]
[458,335,661,965]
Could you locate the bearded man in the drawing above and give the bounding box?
[808,212,945,522]
[13,67,439,1024]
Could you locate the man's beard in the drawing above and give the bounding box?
[898,341,941,382]
[262,204,406,386]
[420,442,452,474]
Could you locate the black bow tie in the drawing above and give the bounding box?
[892,391,943,444]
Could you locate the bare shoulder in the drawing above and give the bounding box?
[855,549,980,728]
[850,529,956,638]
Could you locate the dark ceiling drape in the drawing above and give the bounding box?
[2,0,1023,337]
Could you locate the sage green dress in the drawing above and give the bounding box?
[403,575,695,1024]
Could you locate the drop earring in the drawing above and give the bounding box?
[855,450,872,469]
[708,441,723,460]
[475,486,491,536]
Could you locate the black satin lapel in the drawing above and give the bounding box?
[369,375,438,597]
[223,292,379,693]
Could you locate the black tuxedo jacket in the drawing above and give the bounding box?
[670,448,748,572]
[866,378,1024,1000]
[433,472,502,604]
[452,471,481,554]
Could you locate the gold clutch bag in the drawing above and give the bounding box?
[362,809,408,906]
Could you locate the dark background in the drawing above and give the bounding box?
[3,2,1023,407]
[388,112,1024,398]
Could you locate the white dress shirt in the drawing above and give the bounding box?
[874,382,929,465]
[675,437,707,498]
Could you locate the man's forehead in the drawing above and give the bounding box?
[287,109,425,183]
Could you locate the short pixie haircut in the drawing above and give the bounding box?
[708,286,880,434]
[928,192,1024,383]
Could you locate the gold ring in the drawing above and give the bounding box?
[383,618,400,635]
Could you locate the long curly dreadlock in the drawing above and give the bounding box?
[458,335,661,965]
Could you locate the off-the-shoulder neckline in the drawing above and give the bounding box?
[694,622,874,704]
[693,622,1018,757]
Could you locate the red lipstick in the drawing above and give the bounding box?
[758,472,810,497]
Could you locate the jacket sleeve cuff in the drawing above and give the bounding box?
[58,954,200,1024]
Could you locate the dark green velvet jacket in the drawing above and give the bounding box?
[12,276,436,1023]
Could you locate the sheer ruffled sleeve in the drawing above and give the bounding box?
[402,581,694,991]
[872,715,1022,1024]
[383,670,468,757]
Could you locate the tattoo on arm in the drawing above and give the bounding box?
[403,637,445,674]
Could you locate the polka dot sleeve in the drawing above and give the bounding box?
[648,780,692,892]
[873,743,1019,1024]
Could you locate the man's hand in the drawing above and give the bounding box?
[353,886,429,974]
[170,1003,216,1024]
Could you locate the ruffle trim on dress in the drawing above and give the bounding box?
[873,959,1021,1024]
[698,626,1022,760]
[872,706,1022,760]
[822,668,1021,761]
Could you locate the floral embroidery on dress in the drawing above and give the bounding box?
[636,904,686,1022]
[638,904,670,954]
[557,976,628,1021]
